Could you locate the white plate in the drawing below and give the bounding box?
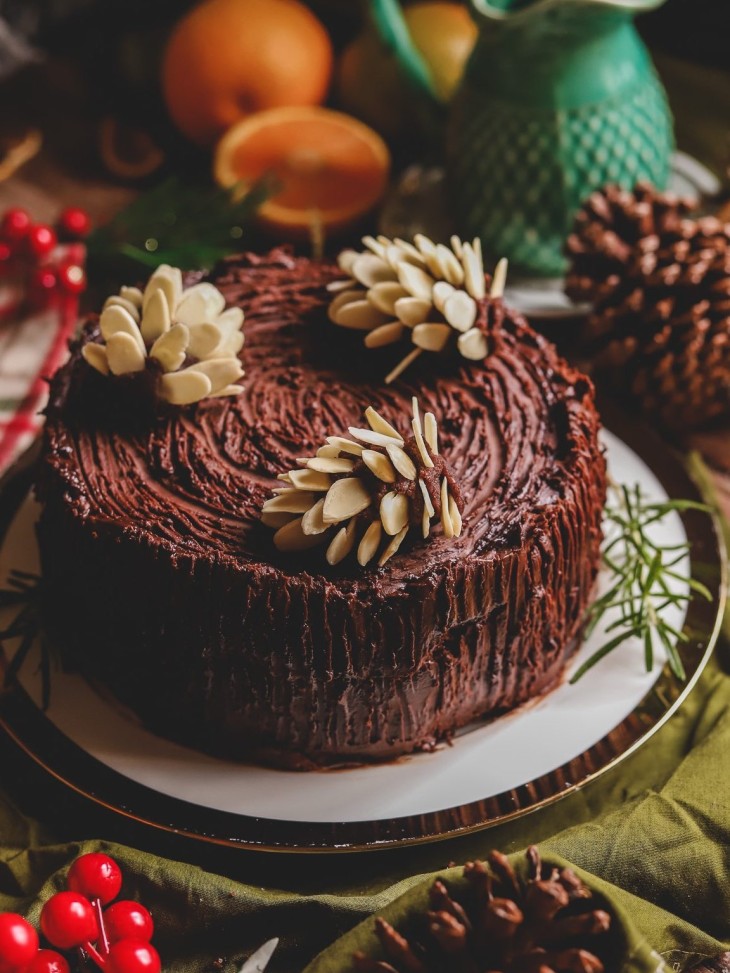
[0,425,723,851]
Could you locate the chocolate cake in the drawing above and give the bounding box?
[35,246,606,768]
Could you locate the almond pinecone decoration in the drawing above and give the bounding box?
[565,184,730,429]
[354,847,611,973]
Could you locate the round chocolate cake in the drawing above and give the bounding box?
[36,247,606,768]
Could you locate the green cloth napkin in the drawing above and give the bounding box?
[1,640,730,973]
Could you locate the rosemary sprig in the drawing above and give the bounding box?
[571,482,712,683]
[0,570,51,709]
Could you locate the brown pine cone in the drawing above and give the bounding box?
[587,220,730,429]
[352,847,612,973]
[565,182,694,304]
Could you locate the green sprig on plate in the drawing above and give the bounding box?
[571,481,712,683]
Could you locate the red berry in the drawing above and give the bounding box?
[1,208,31,243]
[67,853,122,906]
[103,902,153,944]
[40,892,98,950]
[57,263,86,295]
[0,241,13,268]
[28,267,58,308]
[106,941,161,973]
[0,913,39,973]
[25,225,57,260]
[25,950,69,973]
[57,207,91,240]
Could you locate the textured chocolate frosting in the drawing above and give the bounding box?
[36,248,606,768]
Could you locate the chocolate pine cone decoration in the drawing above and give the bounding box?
[353,847,611,973]
[566,183,730,429]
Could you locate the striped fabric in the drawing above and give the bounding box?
[0,293,79,477]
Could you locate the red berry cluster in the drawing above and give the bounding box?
[0,855,160,973]
[0,207,90,310]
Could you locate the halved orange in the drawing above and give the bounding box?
[213,106,391,237]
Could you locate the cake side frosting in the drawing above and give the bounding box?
[35,247,606,767]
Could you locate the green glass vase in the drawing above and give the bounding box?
[371,0,674,277]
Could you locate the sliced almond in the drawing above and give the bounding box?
[187,358,244,394]
[106,332,146,375]
[386,444,416,480]
[99,304,146,354]
[357,520,382,566]
[435,244,464,285]
[216,331,245,357]
[432,281,455,314]
[288,468,333,492]
[461,242,486,300]
[368,282,408,315]
[411,396,422,436]
[187,322,223,360]
[362,449,396,483]
[419,477,435,518]
[337,248,359,275]
[262,491,316,515]
[261,511,294,529]
[378,526,408,566]
[443,290,477,333]
[301,498,328,535]
[351,253,397,288]
[414,233,436,259]
[274,517,323,552]
[385,347,422,385]
[450,235,464,260]
[82,342,109,375]
[215,306,245,333]
[150,323,189,373]
[140,287,171,344]
[348,427,403,448]
[334,300,389,331]
[159,369,212,405]
[412,417,433,467]
[440,478,454,538]
[424,413,438,453]
[412,323,451,352]
[394,296,431,328]
[397,263,435,302]
[395,238,427,266]
[175,282,226,325]
[364,407,403,441]
[449,495,463,536]
[120,285,143,308]
[360,237,386,260]
[365,322,403,349]
[422,506,431,539]
[323,477,371,524]
[144,265,182,317]
[327,279,353,294]
[103,295,140,321]
[316,444,341,458]
[307,457,355,474]
[457,328,488,361]
[326,436,364,456]
[326,519,357,565]
[209,383,244,398]
[327,288,365,323]
[490,257,509,299]
[380,491,409,535]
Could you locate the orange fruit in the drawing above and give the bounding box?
[337,2,477,139]
[162,0,333,147]
[213,106,390,237]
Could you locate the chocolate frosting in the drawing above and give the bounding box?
[36,247,606,768]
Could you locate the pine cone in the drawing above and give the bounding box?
[565,182,694,304]
[353,847,612,973]
[565,184,730,430]
[587,218,730,429]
